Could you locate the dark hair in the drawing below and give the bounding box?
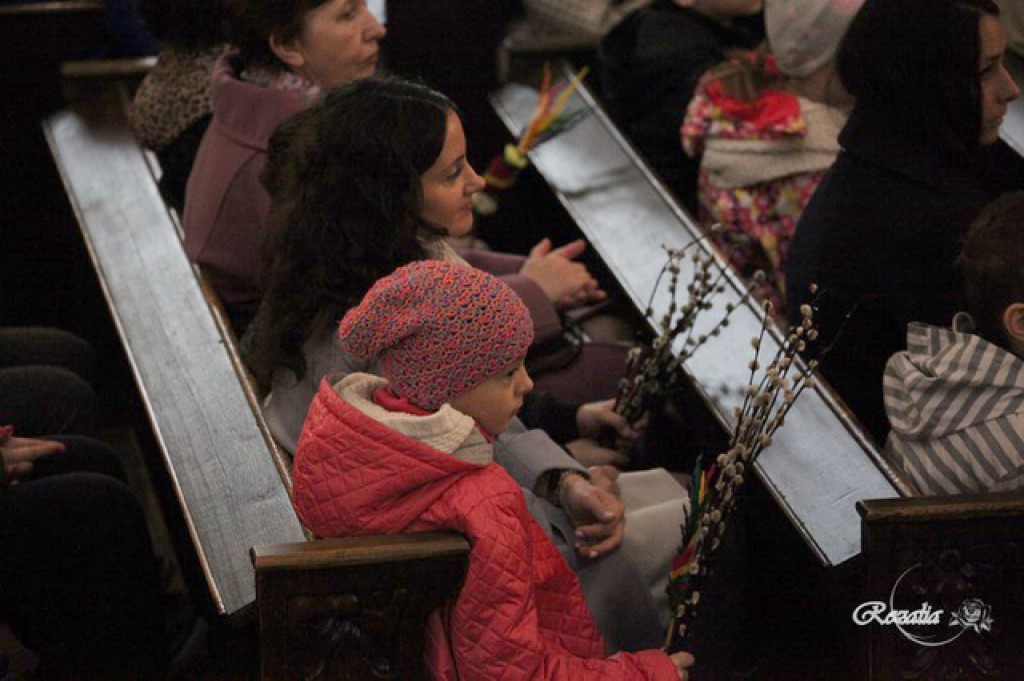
[135,0,226,48]
[221,0,330,67]
[957,191,1024,350]
[837,0,999,154]
[245,77,456,391]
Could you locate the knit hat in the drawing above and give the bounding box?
[766,0,865,77]
[338,261,534,410]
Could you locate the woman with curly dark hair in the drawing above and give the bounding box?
[786,0,1024,442]
[247,77,631,455]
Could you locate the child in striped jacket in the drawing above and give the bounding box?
[883,191,1024,495]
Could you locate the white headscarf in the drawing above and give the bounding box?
[766,0,865,77]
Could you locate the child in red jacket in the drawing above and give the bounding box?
[292,261,692,680]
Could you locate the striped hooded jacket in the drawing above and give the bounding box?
[883,319,1024,496]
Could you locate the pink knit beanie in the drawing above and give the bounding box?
[338,261,534,410]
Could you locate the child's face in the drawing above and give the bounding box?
[450,358,533,436]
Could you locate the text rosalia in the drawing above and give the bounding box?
[852,601,944,627]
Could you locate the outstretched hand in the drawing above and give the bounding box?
[1,427,65,484]
[559,473,625,559]
[520,238,606,307]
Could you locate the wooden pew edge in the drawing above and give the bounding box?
[858,491,1024,524]
[251,532,470,573]
[61,57,157,81]
[41,110,242,620]
[0,1,102,16]
[103,79,302,514]
[43,86,304,620]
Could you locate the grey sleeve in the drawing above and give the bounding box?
[493,418,588,492]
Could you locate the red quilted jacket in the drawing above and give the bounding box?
[292,379,678,680]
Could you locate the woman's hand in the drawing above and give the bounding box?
[520,238,606,307]
[670,651,695,680]
[559,472,625,559]
[586,464,621,497]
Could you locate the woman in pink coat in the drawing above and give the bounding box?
[183,0,386,330]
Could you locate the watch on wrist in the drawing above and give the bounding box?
[546,469,584,508]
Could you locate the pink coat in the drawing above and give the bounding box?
[292,379,678,680]
[183,54,308,314]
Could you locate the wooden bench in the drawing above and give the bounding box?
[491,66,1024,675]
[491,73,904,569]
[43,80,468,679]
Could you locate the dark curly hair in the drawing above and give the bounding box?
[245,77,456,391]
[837,0,999,156]
[221,0,331,67]
[957,191,1024,350]
[135,0,226,48]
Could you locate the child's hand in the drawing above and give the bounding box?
[560,473,625,559]
[670,651,695,680]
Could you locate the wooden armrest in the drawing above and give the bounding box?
[253,532,469,681]
[0,1,102,16]
[858,492,1024,679]
[858,491,1024,524]
[61,57,157,80]
[252,531,469,572]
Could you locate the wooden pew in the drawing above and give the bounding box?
[491,67,1024,675]
[490,73,904,569]
[43,81,468,679]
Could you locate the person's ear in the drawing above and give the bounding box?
[1001,302,1024,344]
[269,29,305,71]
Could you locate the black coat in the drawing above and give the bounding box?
[787,109,1024,442]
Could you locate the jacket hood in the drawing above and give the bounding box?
[335,373,492,466]
[884,321,1024,440]
[292,376,484,537]
[210,52,311,152]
